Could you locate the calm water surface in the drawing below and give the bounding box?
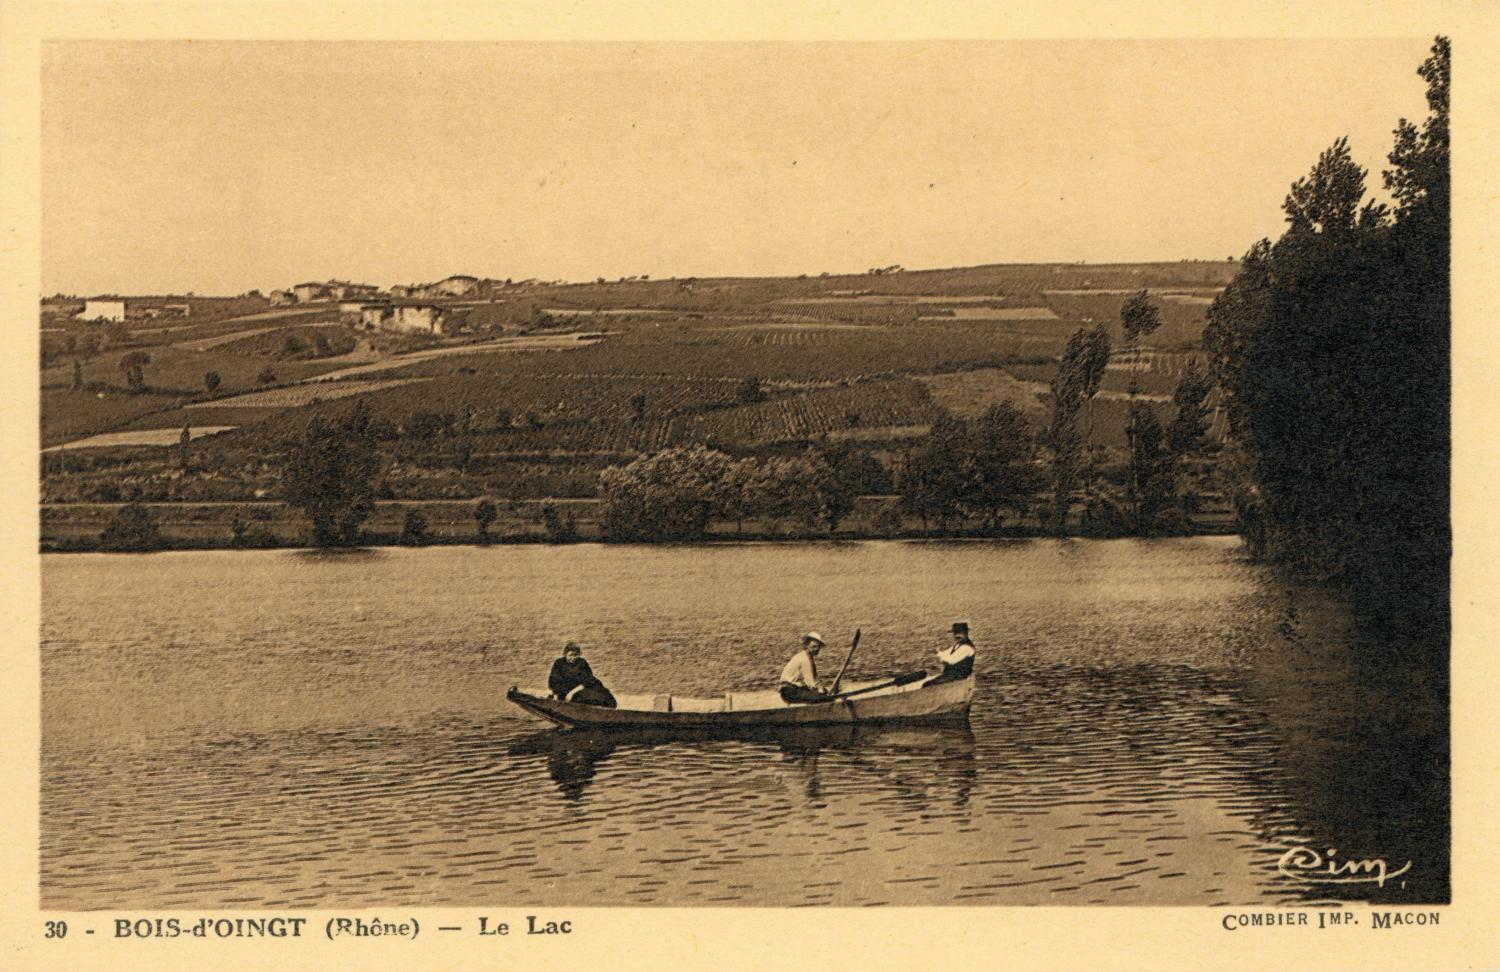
[41,538,1447,908]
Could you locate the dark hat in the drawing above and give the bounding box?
[951,621,969,635]
[564,641,582,653]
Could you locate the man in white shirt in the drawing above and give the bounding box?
[779,632,835,704]
[929,621,976,685]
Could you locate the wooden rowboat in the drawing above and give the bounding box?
[505,673,974,731]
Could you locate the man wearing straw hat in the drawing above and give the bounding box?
[779,632,835,704]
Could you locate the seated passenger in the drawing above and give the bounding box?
[548,642,617,708]
[779,632,835,705]
[928,621,976,685]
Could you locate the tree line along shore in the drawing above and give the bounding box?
[40,495,1242,553]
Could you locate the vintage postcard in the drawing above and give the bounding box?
[3,2,1496,970]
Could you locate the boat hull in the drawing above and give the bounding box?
[505,675,973,730]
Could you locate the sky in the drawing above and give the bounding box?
[41,38,1436,295]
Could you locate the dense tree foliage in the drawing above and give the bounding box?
[118,351,150,392]
[474,498,498,540]
[899,404,1040,532]
[1165,362,1216,522]
[1204,38,1449,641]
[1120,289,1163,346]
[1166,361,1214,459]
[99,503,162,552]
[599,446,737,540]
[1125,402,1173,534]
[598,445,869,540]
[399,507,428,545]
[540,501,579,542]
[280,402,382,546]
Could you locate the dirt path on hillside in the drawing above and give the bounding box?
[308,333,603,381]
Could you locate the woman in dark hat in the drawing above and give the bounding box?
[928,621,975,685]
[548,642,617,708]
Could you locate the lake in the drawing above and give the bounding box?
[40,537,1448,908]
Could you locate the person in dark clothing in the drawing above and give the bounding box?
[927,621,976,685]
[548,642,617,707]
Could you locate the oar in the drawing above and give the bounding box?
[829,628,860,696]
[834,669,927,700]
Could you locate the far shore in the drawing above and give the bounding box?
[40,498,1241,554]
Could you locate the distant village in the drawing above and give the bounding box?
[72,274,518,335]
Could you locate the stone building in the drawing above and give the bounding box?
[357,301,448,334]
[326,280,381,301]
[430,275,480,297]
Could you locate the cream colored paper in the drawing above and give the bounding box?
[4,3,1497,970]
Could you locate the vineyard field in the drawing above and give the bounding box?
[41,344,344,395]
[390,323,1068,383]
[208,324,358,357]
[42,261,1239,509]
[225,372,747,448]
[679,378,936,445]
[918,368,1049,420]
[1038,292,1214,348]
[43,388,189,448]
[922,306,1058,320]
[185,377,429,410]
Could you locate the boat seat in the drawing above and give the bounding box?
[725,690,786,711]
[671,695,726,713]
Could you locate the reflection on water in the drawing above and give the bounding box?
[40,539,1447,908]
[508,723,978,807]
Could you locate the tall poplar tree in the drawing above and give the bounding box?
[1204,38,1449,644]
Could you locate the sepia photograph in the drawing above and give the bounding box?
[7,5,1491,968]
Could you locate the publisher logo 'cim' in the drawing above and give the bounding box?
[1277,846,1412,888]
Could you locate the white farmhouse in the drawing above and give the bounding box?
[79,298,127,321]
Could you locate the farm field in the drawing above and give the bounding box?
[309,332,604,381]
[42,427,236,452]
[41,345,358,446]
[42,388,196,448]
[1037,292,1210,348]
[183,321,355,354]
[918,368,1049,420]
[679,378,935,445]
[42,297,312,349]
[391,323,1067,384]
[42,343,347,394]
[226,371,745,448]
[41,260,1234,514]
[185,377,429,410]
[921,307,1059,320]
